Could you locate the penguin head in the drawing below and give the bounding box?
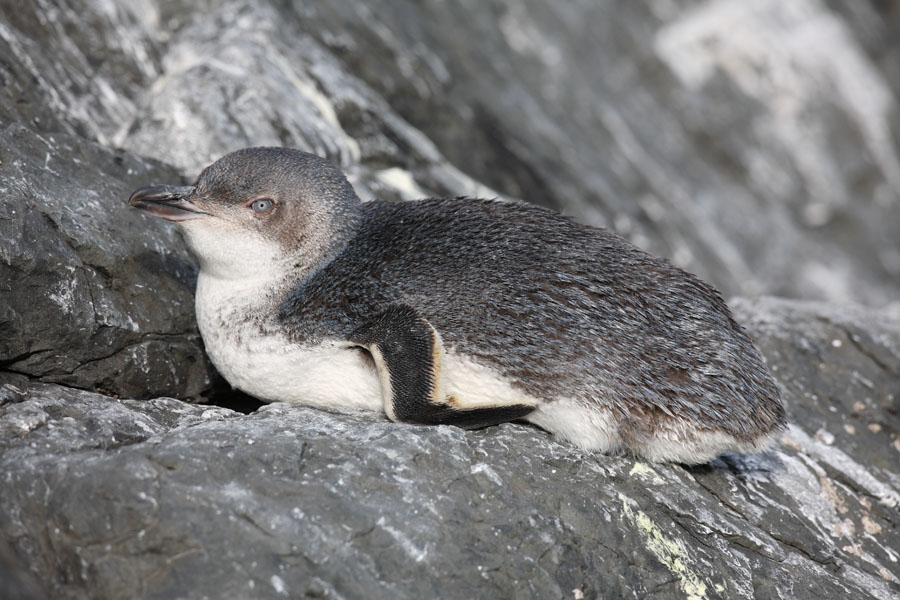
[130,147,362,280]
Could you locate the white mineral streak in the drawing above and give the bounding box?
[376,516,428,563]
[375,167,431,200]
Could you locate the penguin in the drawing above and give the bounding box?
[129,147,786,464]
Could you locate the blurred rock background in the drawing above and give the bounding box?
[6,0,900,307]
[1,1,899,599]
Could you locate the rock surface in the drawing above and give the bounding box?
[2,0,900,598]
[4,1,900,310]
[2,298,900,600]
[0,124,212,400]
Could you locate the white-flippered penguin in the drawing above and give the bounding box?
[130,147,786,464]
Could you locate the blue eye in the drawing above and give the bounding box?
[250,198,274,214]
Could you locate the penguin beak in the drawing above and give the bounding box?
[129,185,208,222]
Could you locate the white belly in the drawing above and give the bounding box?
[194,272,383,411]
[202,325,383,411]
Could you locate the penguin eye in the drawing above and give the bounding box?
[249,197,274,215]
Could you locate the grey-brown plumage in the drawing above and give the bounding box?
[129,147,786,464]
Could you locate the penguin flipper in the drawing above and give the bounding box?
[349,304,535,429]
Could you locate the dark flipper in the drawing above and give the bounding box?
[349,304,535,429]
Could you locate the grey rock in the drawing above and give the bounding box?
[5,1,898,305]
[0,124,212,398]
[0,0,161,144]
[116,0,900,307]
[116,0,502,203]
[0,534,44,600]
[3,1,900,599]
[1,299,899,599]
[2,0,898,401]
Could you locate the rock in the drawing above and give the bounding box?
[0,4,214,398]
[116,1,504,202]
[1,298,899,599]
[3,1,900,598]
[0,1,161,145]
[118,0,900,306]
[5,1,899,307]
[732,297,900,482]
[2,0,899,401]
[0,124,212,399]
[0,4,219,399]
[0,535,44,600]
